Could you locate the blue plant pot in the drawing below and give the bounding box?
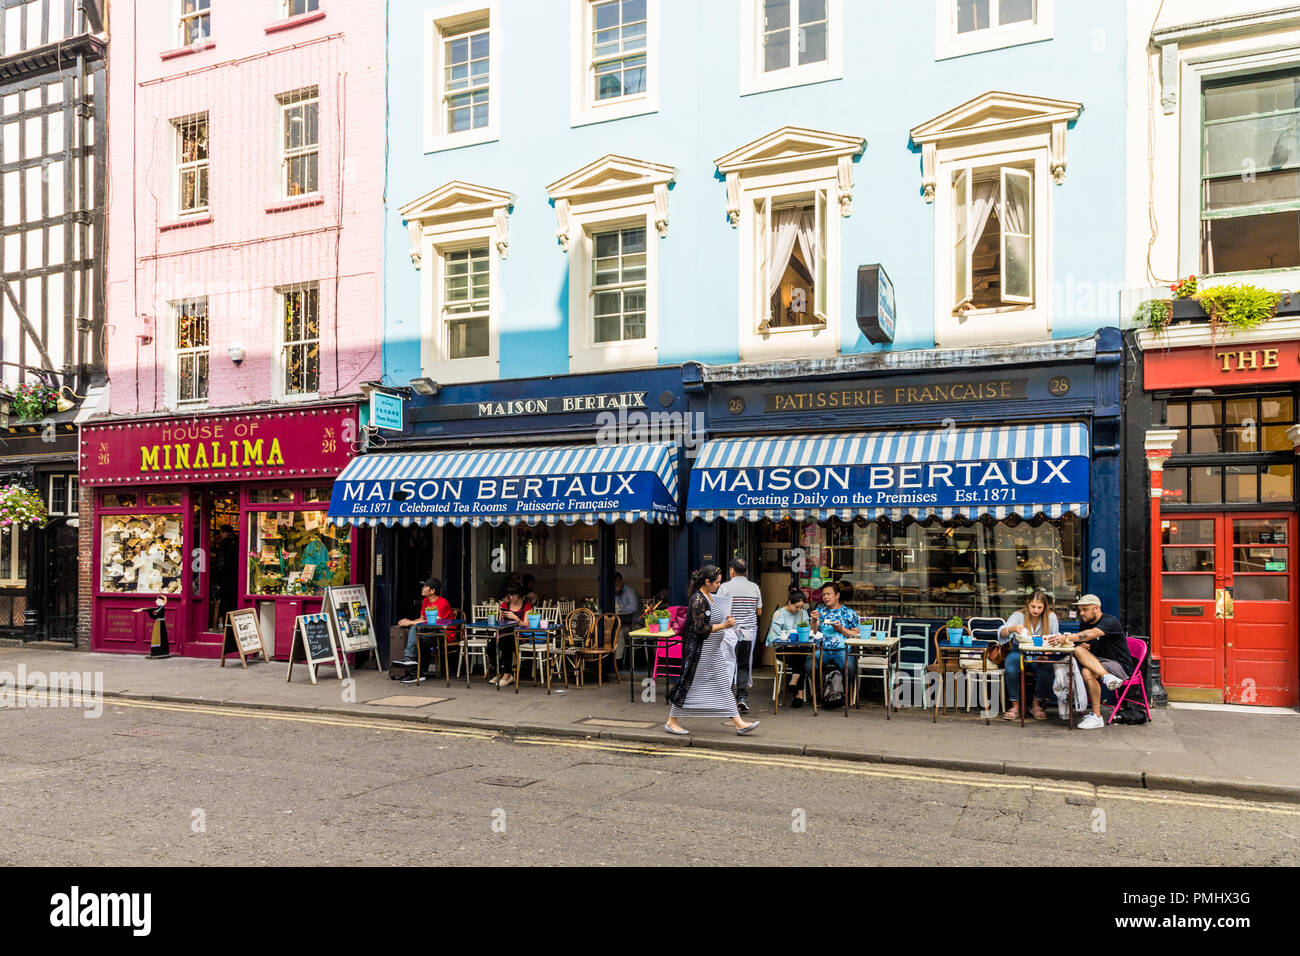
[947,627,964,644]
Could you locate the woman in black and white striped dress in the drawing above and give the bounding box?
[665,565,760,736]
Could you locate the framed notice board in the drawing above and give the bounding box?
[325,585,377,654]
[221,608,269,668]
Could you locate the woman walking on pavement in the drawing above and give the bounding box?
[665,565,761,736]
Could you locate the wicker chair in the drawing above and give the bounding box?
[556,607,596,688]
[571,613,622,687]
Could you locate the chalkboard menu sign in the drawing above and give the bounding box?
[286,612,341,685]
[221,609,268,668]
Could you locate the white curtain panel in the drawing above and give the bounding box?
[969,180,999,247]
[766,207,818,298]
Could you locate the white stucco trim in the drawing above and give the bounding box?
[933,0,1053,61]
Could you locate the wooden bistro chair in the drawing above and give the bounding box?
[571,613,622,688]
[555,607,597,688]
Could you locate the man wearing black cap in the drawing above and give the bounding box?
[1046,594,1132,729]
[397,578,450,669]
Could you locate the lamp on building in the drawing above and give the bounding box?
[54,386,80,413]
[0,390,10,428]
[409,377,439,396]
[228,344,246,365]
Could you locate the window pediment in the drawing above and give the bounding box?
[546,154,675,250]
[715,126,865,225]
[399,181,514,267]
[910,91,1082,201]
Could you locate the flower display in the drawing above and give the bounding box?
[0,485,48,529]
[9,382,59,421]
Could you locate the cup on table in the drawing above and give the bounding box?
[874,630,886,642]
[1032,634,1044,647]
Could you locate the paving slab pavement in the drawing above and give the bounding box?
[2,645,1298,802]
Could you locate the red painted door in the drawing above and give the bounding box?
[1160,514,1297,706]
[1225,515,1297,706]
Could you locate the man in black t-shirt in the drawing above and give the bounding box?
[1046,594,1133,730]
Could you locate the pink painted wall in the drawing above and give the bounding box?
[105,2,384,414]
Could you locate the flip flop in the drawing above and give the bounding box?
[736,720,760,735]
[1031,705,1047,720]
[1001,706,1020,721]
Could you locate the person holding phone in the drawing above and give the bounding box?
[1000,589,1059,721]
[491,583,533,688]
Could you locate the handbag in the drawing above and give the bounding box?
[985,638,1009,668]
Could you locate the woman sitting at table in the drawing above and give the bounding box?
[1000,588,1060,721]
[491,583,533,688]
[805,581,859,707]
[766,588,811,707]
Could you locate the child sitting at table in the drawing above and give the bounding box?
[766,588,810,706]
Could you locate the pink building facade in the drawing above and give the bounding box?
[84,1,383,653]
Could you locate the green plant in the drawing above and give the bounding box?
[1195,283,1281,332]
[1133,297,1172,332]
[1171,274,1198,299]
[9,382,57,421]
[643,610,660,629]
[945,616,965,630]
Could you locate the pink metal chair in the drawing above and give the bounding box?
[651,633,682,683]
[1106,636,1152,725]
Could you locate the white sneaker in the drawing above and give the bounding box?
[1102,673,1124,692]
[1077,712,1105,730]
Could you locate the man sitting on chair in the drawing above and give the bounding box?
[397,578,451,673]
[1046,594,1131,730]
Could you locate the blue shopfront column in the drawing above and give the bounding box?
[1088,328,1124,615]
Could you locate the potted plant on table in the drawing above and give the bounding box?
[644,610,661,634]
[945,616,966,644]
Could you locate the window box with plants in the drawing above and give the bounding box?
[9,382,59,422]
[1134,275,1300,334]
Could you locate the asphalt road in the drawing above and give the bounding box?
[2,696,1298,866]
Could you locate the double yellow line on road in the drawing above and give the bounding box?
[58,694,1300,818]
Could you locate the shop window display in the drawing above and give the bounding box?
[101,514,185,593]
[248,510,350,596]
[768,514,1082,619]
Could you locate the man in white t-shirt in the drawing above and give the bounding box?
[717,558,763,713]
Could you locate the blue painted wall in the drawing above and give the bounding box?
[384,0,1128,384]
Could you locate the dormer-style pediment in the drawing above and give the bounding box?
[399,182,514,268]
[714,126,865,177]
[909,91,1083,200]
[547,155,676,250]
[714,126,865,225]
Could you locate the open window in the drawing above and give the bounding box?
[952,165,1034,312]
[756,190,828,330]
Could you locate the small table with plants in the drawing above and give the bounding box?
[627,610,676,704]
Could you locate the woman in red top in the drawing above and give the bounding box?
[491,583,532,687]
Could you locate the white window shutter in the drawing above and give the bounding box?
[1000,166,1034,304]
[953,168,970,310]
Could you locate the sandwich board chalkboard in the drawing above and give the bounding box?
[324,584,381,674]
[286,612,341,685]
[220,608,269,668]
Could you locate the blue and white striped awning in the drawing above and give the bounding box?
[329,441,680,527]
[687,423,1091,523]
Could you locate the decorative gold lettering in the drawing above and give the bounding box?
[266,438,285,466]
[140,447,159,472]
[1263,348,1279,369]
[242,439,264,465]
[1217,351,1234,372]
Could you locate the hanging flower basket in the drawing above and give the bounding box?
[0,485,48,530]
[9,382,58,421]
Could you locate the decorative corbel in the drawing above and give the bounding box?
[494,205,510,258]
[921,142,937,203]
[837,155,854,217]
[1050,120,1067,185]
[405,219,423,270]
[554,198,571,252]
[653,182,670,237]
[725,172,740,227]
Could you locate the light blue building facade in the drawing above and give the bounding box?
[362,0,1131,649]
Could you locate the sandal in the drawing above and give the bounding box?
[1002,703,1021,721]
[1030,702,1047,720]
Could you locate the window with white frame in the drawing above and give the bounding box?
[716,127,861,361]
[174,113,209,216]
[47,474,78,517]
[755,192,828,331]
[426,4,498,152]
[1200,69,1300,275]
[280,284,320,397]
[442,244,491,359]
[548,155,671,371]
[174,297,209,404]
[741,0,842,95]
[592,226,647,343]
[571,0,658,126]
[278,88,319,198]
[935,0,1051,60]
[179,0,211,46]
[285,0,318,17]
[0,523,24,586]
[401,181,509,383]
[951,163,1034,311]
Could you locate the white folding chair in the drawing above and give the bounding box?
[536,606,561,626]
[963,617,1006,712]
[458,603,497,678]
[852,616,894,707]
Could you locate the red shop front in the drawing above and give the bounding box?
[81,404,365,659]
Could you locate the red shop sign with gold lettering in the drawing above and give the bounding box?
[80,405,359,485]
[1144,341,1300,390]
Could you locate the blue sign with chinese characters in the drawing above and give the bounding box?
[370,390,404,431]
